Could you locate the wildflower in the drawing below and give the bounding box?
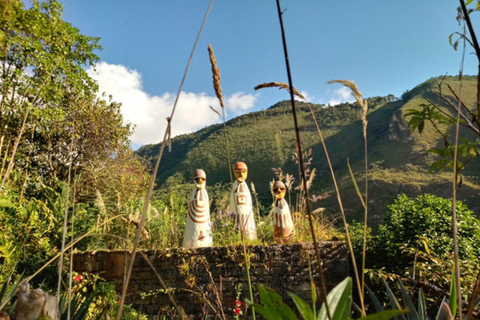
[235,300,241,307]
[235,307,241,314]
[73,274,82,282]
[218,211,223,218]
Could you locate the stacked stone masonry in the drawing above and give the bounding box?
[73,242,349,319]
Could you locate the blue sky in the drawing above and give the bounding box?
[59,1,479,148]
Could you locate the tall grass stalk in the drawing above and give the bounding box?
[450,6,470,317]
[208,44,233,185]
[328,79,368,317]
[458,1,480,318]
[116,2,214,319]
[274,1,331,318]
[67,176,77,320]
[57,134,75,304]
[305,101,365,316]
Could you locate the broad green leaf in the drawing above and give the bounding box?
[288,291,315,320]
[357,309,408,320]
[317,277,352,320]
[248,285,299,320]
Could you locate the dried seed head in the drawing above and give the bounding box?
[327,79,368,138]
[254,82,306,101]
[208,44,224,109]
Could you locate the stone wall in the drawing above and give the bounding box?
[73,242,349,319]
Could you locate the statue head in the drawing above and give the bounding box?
[233,162,248,182]
[272,181,286,200]
[193,169,206,189]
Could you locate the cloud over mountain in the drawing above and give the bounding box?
[87,62,258,146]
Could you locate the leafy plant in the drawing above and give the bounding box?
[248,277,407,320]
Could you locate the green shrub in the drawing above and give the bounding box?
[374,194,480,272]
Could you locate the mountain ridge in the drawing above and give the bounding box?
[136,75,480,226]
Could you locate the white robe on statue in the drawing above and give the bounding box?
[273,198,294,242]
[183,187,212,248]
[230,180,257,240]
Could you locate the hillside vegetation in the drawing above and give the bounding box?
[137,75,480,225]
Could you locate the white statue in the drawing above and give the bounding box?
[230,162,257,240]
[183,169,213,248]
[272,181,294,242]
[15,283,58,320]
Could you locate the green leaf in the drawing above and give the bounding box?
[417,288,426,320]
[382,279,407,320]
[418,121,424,134]
[435,297,450,320]
[449,264,457,317]
[288,291,315,320]
[248,285,299,320]
[317,277,352,320]
[397,280,418,320]
[365,284,384,313]
[357,309,408,320]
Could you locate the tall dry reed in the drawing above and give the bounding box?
[116,1,215,319]
[327,79,368,316]
[208,44,233,184]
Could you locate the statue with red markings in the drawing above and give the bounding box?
[183,169,213,248]
[272,181,294,242]
[230,162,257,240]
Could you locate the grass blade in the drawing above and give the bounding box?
[397,280,419,320]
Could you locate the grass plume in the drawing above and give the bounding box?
[208,43,233,184]
[208,44,225,109]
[254,82,306,101]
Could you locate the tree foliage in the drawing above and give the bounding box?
[375,194,480,270]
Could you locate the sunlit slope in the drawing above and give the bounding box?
[137,75,480,225]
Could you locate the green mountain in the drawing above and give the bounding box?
[136,76,480,226]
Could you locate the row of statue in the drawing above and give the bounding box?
[183,162,294,248]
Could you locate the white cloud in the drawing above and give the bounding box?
[294,90,312,102]
[225,92,259,114]
[87,62,258,146]
[327,87,355,106]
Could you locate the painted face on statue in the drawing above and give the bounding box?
[234,169,248,183]
[193,169,207,189]
[194,177,206,189]
[273,186,286,199]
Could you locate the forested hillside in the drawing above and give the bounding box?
[137,75,480,225]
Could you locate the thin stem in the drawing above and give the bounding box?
[222,109,233,184]
[115,1,214,319]
[306,103,365,314]
[67,173,77,320]
[275,2,331,318]
[451,15,467,319]
[361,127,368,316]
[57,133,74,303]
